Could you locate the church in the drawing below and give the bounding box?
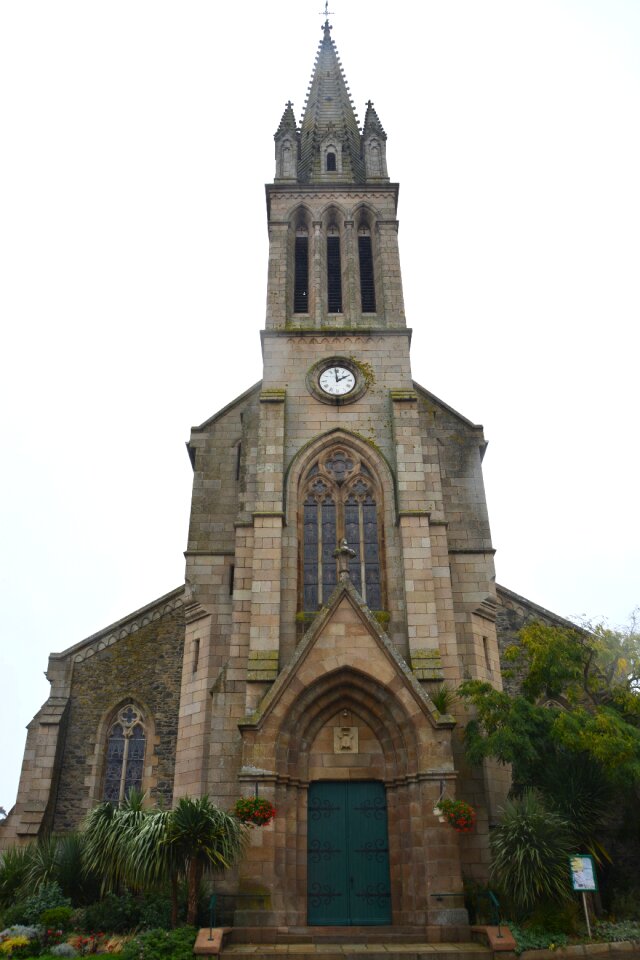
[1,18,570,934]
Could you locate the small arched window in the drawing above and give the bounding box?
[326,151,337,171]
[301,448,383,611]
[103,704,146,803]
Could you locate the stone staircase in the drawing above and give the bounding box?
[221,944,492,960]
[216,926,497,960]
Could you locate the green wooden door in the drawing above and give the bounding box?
[307,781,391,925]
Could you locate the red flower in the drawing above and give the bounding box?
[437,798,476,832]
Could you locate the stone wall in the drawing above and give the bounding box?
[52,604,185,832]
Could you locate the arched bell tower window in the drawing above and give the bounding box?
[294,226,309,313]
[300,448,383,611]
[326,151,337,172]
[327,225,342,313]
[358,226,376,313]
[103,703,146,803]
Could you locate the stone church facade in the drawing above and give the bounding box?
[1,21,572,933]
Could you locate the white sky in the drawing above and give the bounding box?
[1,0,639,812]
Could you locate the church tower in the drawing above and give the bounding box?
[175,20,509,930]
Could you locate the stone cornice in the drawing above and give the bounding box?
[49,587,185,665]
[262,329,412,343]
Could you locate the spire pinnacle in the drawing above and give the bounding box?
[274,100,298,139]
[363,100,387,140]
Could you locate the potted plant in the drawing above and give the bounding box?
[433,798,476,833]
[233,796,276,826]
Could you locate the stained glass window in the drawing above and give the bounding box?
[103,705,146,803]
[301,449,383,612]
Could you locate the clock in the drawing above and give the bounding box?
[319,365,356,396]
[306,357,367,405]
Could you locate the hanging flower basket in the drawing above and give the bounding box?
[433,798,476,833]
[233,796,276,826]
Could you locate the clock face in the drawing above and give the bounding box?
[319,365,356,396]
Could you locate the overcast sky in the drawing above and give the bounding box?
[1,0,639,812]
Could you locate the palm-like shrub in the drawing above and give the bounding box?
[82,793,246,927]
[0,832,98,910]
[0,847,31,907]
[491,789,574,913]
[166,796,246,925]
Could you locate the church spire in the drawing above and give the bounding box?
[362,100,389,180]
[273,100,299,180]
[297,20,364,183]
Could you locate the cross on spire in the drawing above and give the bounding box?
[319,2,334,22]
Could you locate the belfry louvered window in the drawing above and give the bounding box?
[358,231,376,313]
[294,230,309,313]
[301,449,383,611]
[327,232,342,312]
[103,704,146,803]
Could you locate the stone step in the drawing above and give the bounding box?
[222,944,492,960]
[227,927,472,945]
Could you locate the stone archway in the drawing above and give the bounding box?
[268,664,427,926]
[237,584,464,928]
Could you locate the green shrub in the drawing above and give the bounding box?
[594,920,640,943]
[138,894,173,930]
[78,893,141,933]
[50,945,78,958]
[430,683,457,714]
[40,907,73,932]
[610,889,640,921]
[119,926,197,960]
[21,883,71,925]
[509,923,569,954]
[525,898,580,935]
[0,906,29,929]
[0,926,40,942]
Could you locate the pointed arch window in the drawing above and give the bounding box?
[294,227,309,313]
[103,704,146,803]
[327,228,342,312]
[326,151,337,172]
[358,227,376,313]
[300,449,383,611]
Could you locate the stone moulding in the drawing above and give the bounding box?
[410,648,445,681]
[390,389,418,402]
[259,388,286,403]
[247,650,279,682]
[56,589,185,665]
